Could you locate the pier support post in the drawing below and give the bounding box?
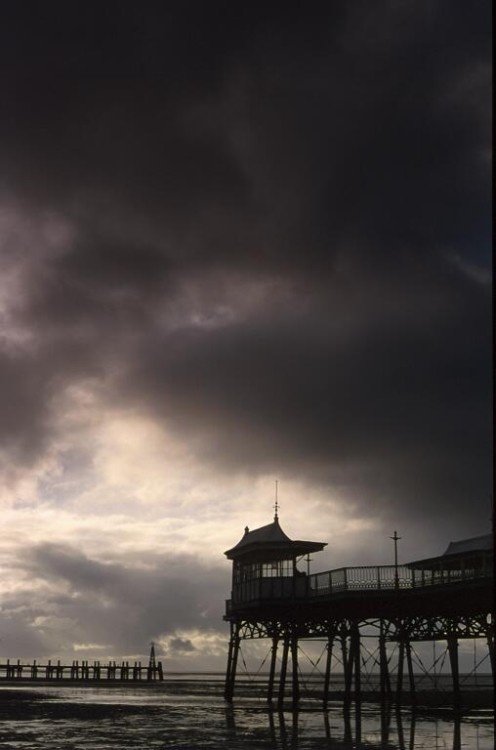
[224,625,234,701]
[453,714,461,750]
[380,703,391,747]
[447,636,460,711]
[405,640,416,705]
[396,706,404,749]
[277,634,290,709]
[351,624,361,706]
[487,631,495,679]
[342,633,353,705]
[396,640,405,704]
[379,626,391,703]
[323,636,334,709]
[224,622,240,703]
[267,636,278,704]
[290,635,299,711]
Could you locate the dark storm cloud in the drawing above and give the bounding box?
[2,1,490,261]
[0,2,491,529]
[7,543,228,654]
[126,252,490,525]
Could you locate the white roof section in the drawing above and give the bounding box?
[443,534,493,556]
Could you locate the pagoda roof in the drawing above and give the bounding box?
[442,534,492,556]
[224,518,327,561]
[407,533,492,570]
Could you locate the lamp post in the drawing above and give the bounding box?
[390,530,401,590]
[306,554,312,575]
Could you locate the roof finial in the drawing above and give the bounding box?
[274,480,279,521]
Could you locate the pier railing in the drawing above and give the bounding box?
[309,564,411,595]
[307,563,488,596]
[228,561,491,608]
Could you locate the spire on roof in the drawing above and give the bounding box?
[274,480,279,521]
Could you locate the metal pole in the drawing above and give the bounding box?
[452,714,461,750]
[278,635,290,709]
[405,640,416,706]
[396,640,405,704]
[409,711,416,750]
[224,622,240,703]
[379,622,391,703]
[229,628,240,701]
[342,633,353,705]
[380,702,391,747]
[447,636,460,712]
[487,631,495,679]
[323,636,334,709]
[291,636,299,711]
[352,624,361,707]
[267,636,278,704]
[390,531,402,590]
[224,631,234,702]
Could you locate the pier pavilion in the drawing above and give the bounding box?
[223,515,493,709]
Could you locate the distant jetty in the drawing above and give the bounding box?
[0,643,163,683]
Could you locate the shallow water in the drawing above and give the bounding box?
[0,679,493,749]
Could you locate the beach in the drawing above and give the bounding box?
[0,676,493,749]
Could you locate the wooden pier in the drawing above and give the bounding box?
[223,516,493,710]
[0,658,164,682]
[0,642,164,683]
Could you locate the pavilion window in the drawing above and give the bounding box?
[261,559,293,577]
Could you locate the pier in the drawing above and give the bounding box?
[0,643,164,683]
[0,658,164,682]
[223,514,493,709]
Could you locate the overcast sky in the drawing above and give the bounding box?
[0,1,491,669]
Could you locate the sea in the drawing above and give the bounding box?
[0,674,493,749]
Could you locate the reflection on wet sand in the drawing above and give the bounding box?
[0,683,490,749]
[226,703,469,750]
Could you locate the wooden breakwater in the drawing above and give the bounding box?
[0,658,164,682]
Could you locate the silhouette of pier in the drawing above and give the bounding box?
[0,642,164,683]
[223,514,493,710]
